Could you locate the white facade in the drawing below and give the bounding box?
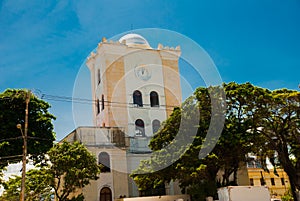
[63,33,183,200]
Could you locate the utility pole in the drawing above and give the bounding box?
[20,90,30,201]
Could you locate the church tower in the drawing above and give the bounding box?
[86,33,182,151]
[62,33,183,200]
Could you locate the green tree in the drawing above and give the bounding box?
[251,89,300,201]
[0,141,100,201]
[217,82,271,185]
[0,168,53,201]
[133,82,300,201]
[132,86,225,199]
[47,141,100,201]
[0,89,56,169]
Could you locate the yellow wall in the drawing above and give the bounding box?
[247,168,290,199]
[103,57,128,129]
[161,59,182,118]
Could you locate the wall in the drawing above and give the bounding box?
[247,168,290,199]
[115,194,190,201]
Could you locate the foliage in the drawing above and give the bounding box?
[132,82,300,201]
[0,141,100,201]
[0,89,56,169]
[281,188,294,201]
[132,86,225,199]
[0,168,4,185]
[251,88,300,201]
[217,82,271,185]
[47,141,100,201]
[0,168,53,201]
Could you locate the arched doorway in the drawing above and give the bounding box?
[100,187,112,201]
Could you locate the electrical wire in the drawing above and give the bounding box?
[1,90,181,111]
[0,155,23,160]
[40,92,179,111]
[0,136,54,143]
[27,136,53,141]
[0,137,22,142]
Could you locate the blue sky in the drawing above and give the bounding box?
[0,0,299,140]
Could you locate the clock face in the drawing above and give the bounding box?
[134,65,151,81]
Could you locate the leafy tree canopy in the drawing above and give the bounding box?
[251,88,300,201]
[132,82,300,201]
[0,141,100,201]
[0,168,53,201]
[0,89,56,169]
[47,141,101,201]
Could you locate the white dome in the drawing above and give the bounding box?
[119,33,150,47]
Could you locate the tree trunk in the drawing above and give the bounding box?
[279,150,299,201]
[233,168,238,185]
[222,169,230,186]
[289,178,299,201]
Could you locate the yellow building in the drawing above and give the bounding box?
[247,159,290,199]
[62,33,184,201]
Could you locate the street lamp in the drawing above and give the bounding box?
[16,124,22,133]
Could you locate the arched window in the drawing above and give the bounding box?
[101,95,105,111]
[135,119,145,137]
[98,152,110,172]
[100,187,112,201]
[152,119,161,134]
[150,91,159,107]
[133,90,143,107]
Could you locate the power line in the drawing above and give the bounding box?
[0,136,53,142]
[40,92,180,111]
[0,153,46,164]
[0,137,22,142]
[0,155,23,160]
[27,136,53,141]
[0,159,23,165]
[1,91,181,110]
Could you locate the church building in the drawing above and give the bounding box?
[62,33,183,200]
